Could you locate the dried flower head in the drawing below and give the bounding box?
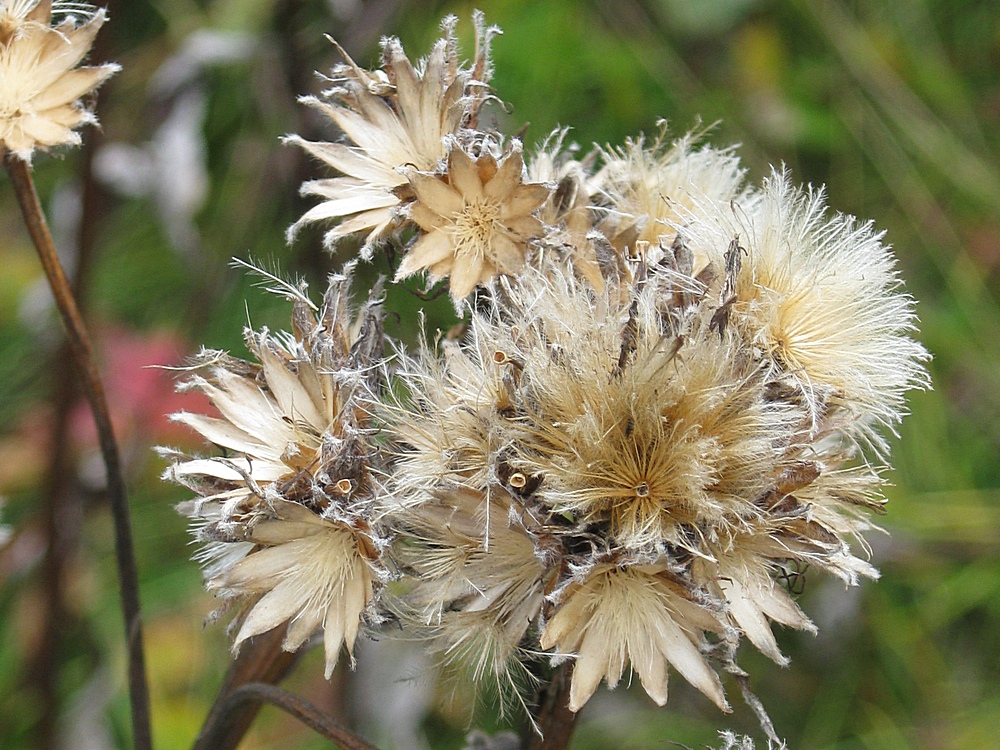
[163,270,387,677]
[396,141,550,301]
[684,171,931,448]
[381,240,923,724]
[286,13,498,253]
[0,0,118,161]
[596,128,747,256]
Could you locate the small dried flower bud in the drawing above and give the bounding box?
[508,472,527,489]
[336,478,354,495]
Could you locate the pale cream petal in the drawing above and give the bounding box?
[387,43,422,129]
[30,65,116,110]
[18,114,76,148]
[568,626,609,712]
[170,412,271,456]
[283,606,324,651]
[427,257,455,280]
[408,171,464,217]
[323,592,347,679]
[484,146,524,201]
[234,583,301,646]
[488,233,526,274]
[321,207,395,245]
[500,184,550,220]
[290,137,402,187]
[396,231,455,280]
[540,590,591,651]
[171,457,286,483]
[478,260,498,285]
[40,104,90,128]
[248,520,328,545]
[213,544,304,590]
[633,637,668,706]
[449,253,485,300]
[418,41,449,153]
[294,191,398,224]
[721,576,787,665]
[258,345,325,431]
[503,214,545,239]
[342,563,368,652]
[410,202,450,232]
[757,582,816,633]
[605,640,627,690]
[653,616,729,712]
[448,146,483,199]
[27,0,53,24]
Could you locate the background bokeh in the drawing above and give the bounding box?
[2,0,999,748]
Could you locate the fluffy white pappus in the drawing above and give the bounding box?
[682,170,930,451]
[396,489,548,711]
[209,500,375,678]
[479,264,801,552]
[594,127,749,252]
[540,565,731,713]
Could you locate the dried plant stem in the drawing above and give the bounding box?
[525,663,580,750]
[4,152,152,750]
[191,624,301,750]
[209,682,380,750]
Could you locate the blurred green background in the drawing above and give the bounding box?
[2,0,999,748]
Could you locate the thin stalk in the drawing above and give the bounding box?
[4,152,152,750]
[191,624,300,750]
[209,683,381,750]
[525,663,580,750]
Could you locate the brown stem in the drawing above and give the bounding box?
[525,663,580,750]
[4,152,152,750]
[191,624,301,750]
[212,683,381,750]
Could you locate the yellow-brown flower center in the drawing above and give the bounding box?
[451,196,502,259]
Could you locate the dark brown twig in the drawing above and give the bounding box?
[525,663,580,750]
[208,682,381,750]
[191,624,302,750]
[4,152,152,750]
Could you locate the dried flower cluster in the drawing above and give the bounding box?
[0,0,117,161]
[164,14,928,742]
[162,273,388,678]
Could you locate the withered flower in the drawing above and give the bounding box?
[0,0,118,160]
[397,141,550,300]
[287,13,498,254]
[163,271,386,677]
